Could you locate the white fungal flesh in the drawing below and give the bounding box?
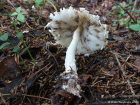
[65,25,82,73]
[45,6,109,72]
[45,6,108,97]
[45,7,108,54]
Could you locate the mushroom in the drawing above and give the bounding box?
[45,7,108,97]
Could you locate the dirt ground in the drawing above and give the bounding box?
[0,0,140,105]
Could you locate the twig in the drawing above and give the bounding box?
[0,93,50,100]
[110,51,137,71]
[111,0,137,24]
[22,93,50,100]
[110,0,140,38]
[122,0,138,25]
[91,80,103,87]
[33,42,60,68]
[29,63,52,80]
[104,94,140,100]
[112,52,139,104]
[115,54,135,94]
[0,92,7,105]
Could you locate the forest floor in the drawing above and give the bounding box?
[0,0,140,105]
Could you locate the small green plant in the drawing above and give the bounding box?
[0,32,27,69]
[0,33,23,52]
[69,4,73,7]
[109,0,140,33]
[35,0,54,8]
[34,0,56,23]
[0,2,38,68]
[28,0,56,23]
[11,7,27,22]
[129,20,140,32]
[109,0,140,25]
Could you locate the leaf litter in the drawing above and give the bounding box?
[0,0,140,104]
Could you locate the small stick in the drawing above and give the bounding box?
[110,51,136,71]
[0,93,50,100]
[111,0,137,24]
[33,42,60,68]
[29,63,52,80]
[113,52,139,104]
[0,92,7,105]
[122,0,138,25]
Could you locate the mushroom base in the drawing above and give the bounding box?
[60,70,81,97]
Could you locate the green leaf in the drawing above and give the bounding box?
[129,24,140,31]
[132,6,136,8]
[125,4,129,7]
[117,14,122,18]
[0,33,8,41]
[11,12,18,16]
[124,20,129,24]
[102,17,106,20]
[135,14,140,16]
[16,7,21,13]
[15,22,21,25]
[20,12,27,15]
[13,46,20,52]
[17,14,25,22]
[47,0,54,3]
[35,0,44,8]
[112,19,117,22]
[123,13,128,16]
[0,31,3,35]
[111,12,115,15]
[120,19,124,22]
[28,0,34,2]
[119,9,124,14]
[16,33,23,39]
[137,20,140,24]
[0,42,10,50]
[134,10,140,12]
[119,3,123,6]
[130,19,134,22]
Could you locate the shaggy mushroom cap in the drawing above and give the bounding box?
[46,7,108,55]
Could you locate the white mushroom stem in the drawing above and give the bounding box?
[65,25,82,73]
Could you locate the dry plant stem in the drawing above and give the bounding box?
[123,0,138,24]
[7,0,16,9]
[39,69,58,96]
[91,80,103,87]
[114,54,139,104]
[111,0,137,24]
[113,0,140,38]
[22,94,50,100]
[111,0,140,38]
[33,42,60,68]
[0,93,50,100]
[110,51,137,71]
[105,94,140,99]
[0,92,7,105]
[48,1,57,12]
[43,46,60,67]
[115,55,135,94]
[29,63,52,80]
